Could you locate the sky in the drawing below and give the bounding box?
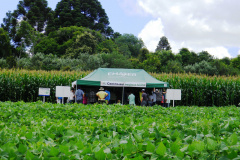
[1,0,240,59]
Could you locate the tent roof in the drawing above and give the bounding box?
[76,68,169,88]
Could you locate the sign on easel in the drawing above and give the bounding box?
[166,89,181,107]
[39,88,50,103]
[55,86,71,104]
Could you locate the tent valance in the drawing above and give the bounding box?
[76,68,169,88]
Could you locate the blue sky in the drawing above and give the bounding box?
[1,0,240,59]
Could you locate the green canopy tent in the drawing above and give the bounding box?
[76,68,169,88]
[74,68,169,104]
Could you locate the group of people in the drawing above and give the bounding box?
[57,86,169,107]
[140,88,169,107]
[62,86,111,104]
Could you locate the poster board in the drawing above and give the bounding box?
[55,86,71,97]
[39,88,50,96]
[166,89,181,100]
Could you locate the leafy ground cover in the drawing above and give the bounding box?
[0,101,240,159]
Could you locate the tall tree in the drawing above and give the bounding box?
[46,0,113,36]
[155,36,171,51]
[0,28,12,58]
[1,0,53,51]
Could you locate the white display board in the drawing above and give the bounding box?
[55,86,71,97]
[166,89,181,100]
[166,89,181,107]
[39,88,50,96]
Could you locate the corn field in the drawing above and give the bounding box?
[0,69,240,106]
[0,69,90,103]
[151,72,240,106]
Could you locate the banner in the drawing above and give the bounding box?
[101,81,146,87]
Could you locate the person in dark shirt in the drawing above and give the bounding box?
[141,89,148,106]
[88,90,96,104]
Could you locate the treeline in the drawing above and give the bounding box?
[0,69,239,106]
[0,0,240,76]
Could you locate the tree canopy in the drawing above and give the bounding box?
[46,0,113,36]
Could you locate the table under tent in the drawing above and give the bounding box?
[72,68,169,105]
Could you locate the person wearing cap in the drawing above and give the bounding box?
[96,87,108,104]
[141,89,148,106]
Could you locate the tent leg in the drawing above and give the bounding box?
[122,87,124,105]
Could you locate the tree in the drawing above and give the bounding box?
[163,60,184,73]
[157,50,175,67]
[155,36,171,51]
[46,0,113,36]
[65,32,98,58]
[231,55,240,70]
[184,60,218,76]
[101,52,133,68]
[1,0,53,55]
[178,48,197,66]
[139,48,149,62]
[141,53,161,73]
[115,34,144,57]
[197,51,214,62]
[0,28,12,58]
[97,39,117,53]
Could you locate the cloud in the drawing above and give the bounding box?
[138,18,164,51]
[204,47,232,59]
[136,0,240,58]
[117,0,148,17]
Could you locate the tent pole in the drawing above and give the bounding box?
[122,87,124,105]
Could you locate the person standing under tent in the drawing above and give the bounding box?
[82,91,87,105]
[148,93,153,106]
[162,89,167,107]
[155,89,162,105]
[105,89,111,104]
[128,91,135,106]
[75,86,84,104]
[152,88,156,106]
[68,87,75,103]
[141,89,148,106]
[96,87,108,104]
[88,90,97,104]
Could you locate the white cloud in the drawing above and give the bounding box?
[138,18,164,52]
[238,50,240,55]
[136,0,240,58]
[204,47,232,59]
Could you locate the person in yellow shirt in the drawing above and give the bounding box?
[96,87,108,104]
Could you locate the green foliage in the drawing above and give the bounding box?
[163,60,184,73]
[0,28,12,58]
[6,56,16,68]
[141,53,161,72]
[231,55,240,70]
[66,32,98,56]
[101,52,133,68]
[97,39,117,53]
[115,34,144,57]
[0,58,8,68]
[138,48,149,62]
[184,60,218,76]
[1,102,240,159]
[46,0,113,36]
[1,0,52,48]
[155,36,171,51]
